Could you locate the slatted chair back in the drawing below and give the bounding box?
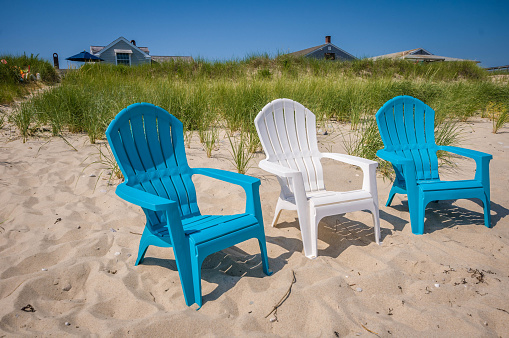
[106,103,201,229]
[255,98,325,196]
[376,95,440,182]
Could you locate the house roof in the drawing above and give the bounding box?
[91,45,150,54]
[151,56,194,63]
[370,48,479,63]
[90,37,151,59]
[90,37,194,64]
[287,44,327,57]
[287,43,356,60]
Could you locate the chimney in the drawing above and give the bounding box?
[130,40,136,46]
[325,36,331,44]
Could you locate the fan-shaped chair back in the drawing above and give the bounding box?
[106,103,200,228]
[376,95,440,182]
[255,98,325,197]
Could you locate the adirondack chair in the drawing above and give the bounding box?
[376,96,492,234]
[106,103,272,309]
[254,99,381,259]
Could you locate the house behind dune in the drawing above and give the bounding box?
[90,36,193,66]
[286,36,357,61]
[369,48,479,63]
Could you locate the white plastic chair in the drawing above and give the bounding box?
[255,98,381,259]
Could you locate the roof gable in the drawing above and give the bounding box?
[288,43,357,60]
[307,43,357,59]
[409,48,433,56]
[93,37,151,58]
[370,48,479,63]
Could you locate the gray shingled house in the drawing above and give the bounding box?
[90,37,193,66]
[369,48,479,63]
[287,36,357,61]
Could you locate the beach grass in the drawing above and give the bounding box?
[226,130,255,174]
[8,56,509,172]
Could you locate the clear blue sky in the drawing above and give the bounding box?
[1,0,507,68]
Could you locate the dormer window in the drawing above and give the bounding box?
[114,49,132,66]
[116,53,130,65]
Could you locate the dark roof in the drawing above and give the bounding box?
[287,44,327,57]
[151,56,194,63]
[286,42,357,60]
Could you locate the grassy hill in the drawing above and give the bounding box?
[5,56,508,173]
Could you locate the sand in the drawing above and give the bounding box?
[0,115,508,337]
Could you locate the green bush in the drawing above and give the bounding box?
[0,54,59,104]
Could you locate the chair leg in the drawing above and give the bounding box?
[257,237,273,276]
[271,200,283,227]
[386,187,397,207]
[482,193,492,228]
[135,233,151,266]
[407,194,424,235]
[370,204,381,245]
[301,212,318,259]
[190,254,203,310]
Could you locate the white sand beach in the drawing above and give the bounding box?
[0,117,508,336]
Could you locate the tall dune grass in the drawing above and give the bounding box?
[10,57,509,171]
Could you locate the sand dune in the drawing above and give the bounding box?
[0,118,508,336]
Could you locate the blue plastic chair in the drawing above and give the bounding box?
[376,96,492,235]
[106,103,272,309]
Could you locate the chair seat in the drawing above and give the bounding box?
[307,189,373,207]
[150,214,259,245]
[417,179,482,192]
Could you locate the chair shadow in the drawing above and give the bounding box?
[378,209,408,232]
[136,197,509,306]
[139,210,383,305]
[386,198,509,234]
[267,213,383,259]
[141,241,278,306]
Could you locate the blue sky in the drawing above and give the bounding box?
[1,0,507,68]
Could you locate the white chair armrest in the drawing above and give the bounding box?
[259,159,302,179]
[321,153,378,200]
[321,153,378,171]
[258,159,308,206]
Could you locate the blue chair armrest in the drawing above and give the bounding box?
[437,146,492,183]
[116,183,178,212]
[192,167,260,189]
[437,146,492,161]
[376,149,413,165]
[377,149,417,188]
[192,167,262,220]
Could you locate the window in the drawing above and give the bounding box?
[324,53,336,60]
[116,53,130,66]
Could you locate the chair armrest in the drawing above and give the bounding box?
[437,146,492,161]
[377,149,417,192]
[192,167,260,188]
[322,153,378,196]
[437,146,492,183]
[192,167,262,219]
[259,159,307,208]
[116,183,178,211]
[376,150,413,165]
[321,153,378,171]
[259,159,302,179]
